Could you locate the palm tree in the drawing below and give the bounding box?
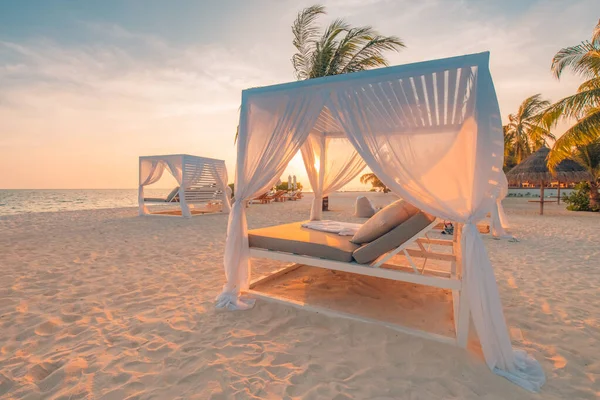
[569,141,600,208]
[360,173,390,192]
[291,5,405,80]
[541,19,600,169]
[503,94,555,164]
[503,126,518,171]
[235,5,404,143]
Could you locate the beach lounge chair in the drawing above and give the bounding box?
[250,192,271,204]
[284,191,296,201]
[272,190,288,202]
[247,210,469,347]
[284,190,303,201]
[143,186,180,203]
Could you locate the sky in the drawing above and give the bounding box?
[0,0,598,189]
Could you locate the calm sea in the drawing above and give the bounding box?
[0,187,573,217]
[0,189,173,217]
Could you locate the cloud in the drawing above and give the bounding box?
[0,23,281,188]
[1,0,599,189]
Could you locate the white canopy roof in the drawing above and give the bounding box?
[244,52,481,137]
[217,52,544,391]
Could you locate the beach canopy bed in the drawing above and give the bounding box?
[138,154,231,218]
[216,52,544,391]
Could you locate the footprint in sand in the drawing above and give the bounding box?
[111,372,132,385]
[57,358,88,380]
[15,301,28,313]
[0,373,14,396]
[60,313,81,323]
[27,361,61,382]
[541,300,552,314]
[35,320,61,336]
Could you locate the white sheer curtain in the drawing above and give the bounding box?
[163,157,190,218]
[301,132,366,220]
[138,159,166,216]
[491,172,513,239]
[329,66,544,391]
[212,163,231,213]
[216,89,327,310]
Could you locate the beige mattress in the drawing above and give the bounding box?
[248,212,436,265]
[248,222,359,262]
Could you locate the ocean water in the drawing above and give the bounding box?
[0,187,574,217]
[0,189,173,216]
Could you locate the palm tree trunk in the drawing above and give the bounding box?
[540,182,545,215]
[590,180,600,210]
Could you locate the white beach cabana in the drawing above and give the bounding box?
[216,52,544,391]
[138,154,231,218]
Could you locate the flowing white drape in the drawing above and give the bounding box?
[301,132,367,220]
[211,163,232,213]
[138,160,166,215]
[329,66,544,391]
[163,157,191,218]
[216,89,327,310]
[491,172,513,239]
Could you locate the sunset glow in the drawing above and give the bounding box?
[0,0,597,190]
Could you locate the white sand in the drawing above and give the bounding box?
[0,193,599,399]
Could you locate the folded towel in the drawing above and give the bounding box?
[301,220,362,236]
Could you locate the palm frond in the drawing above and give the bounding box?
[359,172,376,184]
[548,109,600,169]
[291,5,326,80]
[290,4,404,81]
[310,18,350,78]
[328,26,373,75]
[592,19,600,46]
[570,141,600,179]
[539,88,600,128]
[505,94,554,163]
[551,41,600,79]
[578,76,600,92]
[523,123,555,145]
[341,35,404,73]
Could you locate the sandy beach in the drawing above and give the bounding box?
[1,192,599,399]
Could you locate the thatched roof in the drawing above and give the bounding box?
[506,146,591,185]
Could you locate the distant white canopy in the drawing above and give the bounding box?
[138,154,231,218]
[217,52,544,391]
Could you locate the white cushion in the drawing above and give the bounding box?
[354,196,376,218]
[351,199,420,244]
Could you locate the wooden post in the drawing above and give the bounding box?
[452,224,469,348]
[540,181,545,215]
[557,182,561,205]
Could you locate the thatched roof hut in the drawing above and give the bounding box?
[506,146,590,186]
[506,146,591,214]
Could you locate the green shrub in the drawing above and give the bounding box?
[275,182,303,191]
[562,182,599,212]
[228,181,302,199]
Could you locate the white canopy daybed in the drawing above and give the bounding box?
[138,154,231,218]
[216,52,544,391]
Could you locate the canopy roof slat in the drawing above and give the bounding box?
[303,63,479,138]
